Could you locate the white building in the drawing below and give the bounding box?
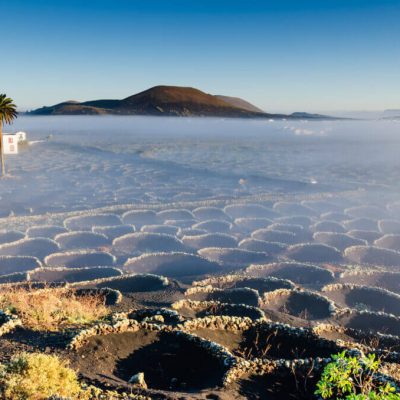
[1,131,28,155]
[2,134,19,154]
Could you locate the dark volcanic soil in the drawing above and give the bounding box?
[70,331,226,392]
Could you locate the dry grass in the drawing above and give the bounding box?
[0,287,109,331]
[381,362,400,381]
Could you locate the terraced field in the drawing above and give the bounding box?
[0,117,399,398]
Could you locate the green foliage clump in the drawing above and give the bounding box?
[315,351,400,400]
[0,352,81,399]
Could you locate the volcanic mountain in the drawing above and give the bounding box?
[30,85,333,119]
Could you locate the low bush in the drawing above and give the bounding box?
[0,352,81,399]
[0,353,136,399]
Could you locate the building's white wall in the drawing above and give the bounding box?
[2,135,19,154]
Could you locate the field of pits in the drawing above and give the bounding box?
[0,193,399,398]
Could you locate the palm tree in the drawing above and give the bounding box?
[0,95,18,176]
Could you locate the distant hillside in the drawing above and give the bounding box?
[214,95,264,113]
[384,109,400,113]
[29,85,336,119]
[382,109,400,119]
[289,112,334,120]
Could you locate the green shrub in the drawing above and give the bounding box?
[315,351,400,399]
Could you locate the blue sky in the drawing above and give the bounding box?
[2,0,399,112]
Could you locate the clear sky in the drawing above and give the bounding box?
[2,0,399,112]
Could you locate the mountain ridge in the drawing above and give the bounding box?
[29,85,336,119]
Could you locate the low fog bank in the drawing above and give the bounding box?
[0,116,399,216]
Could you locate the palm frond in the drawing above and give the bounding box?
[0,94,18,125]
